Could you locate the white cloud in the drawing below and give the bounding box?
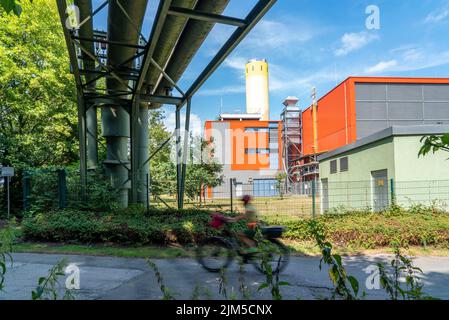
[243,20,314,50]
[424,7,449,24]
[365,47,449,74]
[335,31,379,56]
[164,111,203,137]
[365,60,398,73]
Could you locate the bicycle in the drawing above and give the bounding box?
[196,213,290,274]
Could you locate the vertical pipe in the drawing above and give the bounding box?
[137,102,149,204]
[176,107,182,209]
[77,91,88,200]
[180,98,191,209]
[130,97,140,204]
[86,105,98,169]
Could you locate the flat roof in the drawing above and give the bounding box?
[219,113,262,120]
[318,125,449,161]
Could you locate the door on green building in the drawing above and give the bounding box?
[321,179,329,212]
[371,169,388,212]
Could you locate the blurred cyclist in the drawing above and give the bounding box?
[226,195,259,253]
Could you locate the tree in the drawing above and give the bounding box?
[148,110,176,197]
[0,0,78,214]
[184,138,223,204]
[0,0,26,16]
[419,134,449,157]
[275,172,287,200]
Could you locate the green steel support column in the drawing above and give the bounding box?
[86,105,98,170]
[179,98,191,209]
[130,97,140,204]
[102,104,130,208]
[176,107,182,209]
[137,102,149,204]
[77,91,88,200]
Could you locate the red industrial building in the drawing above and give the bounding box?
[295,77,449,181]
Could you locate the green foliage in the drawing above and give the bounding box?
[308,219,360,300]
[420,134,449,157]
[0,0,78,169]
[275,172,287,199]
[0,221,15,291]
[0,0,77,215]
[22,207,231,245]
[254,228,290,300]
[377,247,438,300]
[273,207,449,249]
[31,258,75,300]
[0,0,28,16]
[147,259,176,300]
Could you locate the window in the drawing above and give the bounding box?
[245,127,269,133]
[245,148,270,155]
[340,157,348,172]
[330,160,337,174]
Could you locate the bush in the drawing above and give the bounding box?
[22,208,235,245]
[21,206,449,248]
[270,209,449,248]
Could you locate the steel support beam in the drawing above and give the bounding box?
[140,94,183,106]
[77,91,88,199]
[56,0,87,194]
[179,98,191,209]
[175,107,182,209]
[130,95,140,204]
[180,0,277,108]
[168,6,246,27]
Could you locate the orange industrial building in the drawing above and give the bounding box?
[297,77,449,181]
[204,116,283,198]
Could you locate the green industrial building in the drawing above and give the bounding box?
[318,126,449,212]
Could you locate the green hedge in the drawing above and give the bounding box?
[272,209,449,248]
[22,208,245,245]
[21,207,449,248]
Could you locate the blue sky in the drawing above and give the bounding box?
[91,0,449,135]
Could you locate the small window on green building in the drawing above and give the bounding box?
[330,160,337,174]
[340,157,348,172]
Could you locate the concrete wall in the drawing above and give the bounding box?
[392,136,449,209]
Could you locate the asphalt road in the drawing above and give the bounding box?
[1,253,448,300]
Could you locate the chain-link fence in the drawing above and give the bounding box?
[8,168,449,219]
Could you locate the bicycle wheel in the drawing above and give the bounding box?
[251,239,290,275]
[196,237,234,273]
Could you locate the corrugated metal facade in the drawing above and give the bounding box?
[302,77,449,157]
[356,83,449,138]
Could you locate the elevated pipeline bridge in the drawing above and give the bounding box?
[56,0,277,208]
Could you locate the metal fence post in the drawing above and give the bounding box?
[23,175,31,212]
[390,178,395,206]
[57,169,67,209]
[230,178,233,213]
[312,179,316,218]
